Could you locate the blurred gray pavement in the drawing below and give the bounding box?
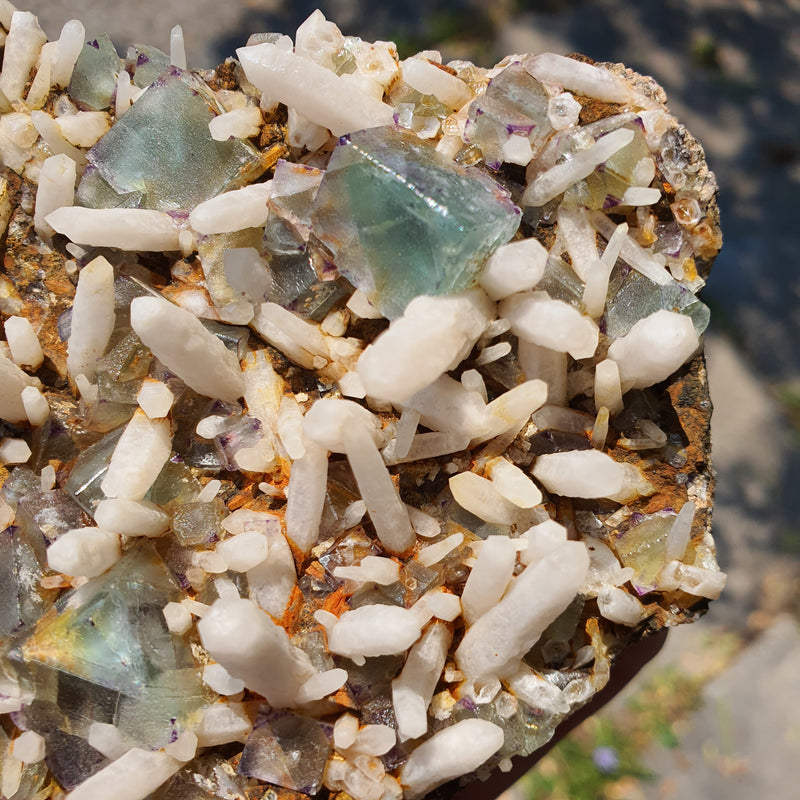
[18,0,800,796]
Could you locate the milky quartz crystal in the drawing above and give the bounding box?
[0,7,723,800]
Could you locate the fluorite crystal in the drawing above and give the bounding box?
[77,68,263,212]
[0,7,724,800]
[311,126,521,319]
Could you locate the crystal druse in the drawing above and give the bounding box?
[0,7,724,800]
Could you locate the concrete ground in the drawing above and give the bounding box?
[19,0,800,796]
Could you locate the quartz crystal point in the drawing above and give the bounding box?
[197,597,316,708]
[455,541,590,681]
[311,126,521,318]
[130,296,245,403]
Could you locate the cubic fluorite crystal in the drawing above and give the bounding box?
[0,7,724,800]
[311,126,521,319]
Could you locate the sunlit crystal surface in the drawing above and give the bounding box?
[68,34,122,111]
[77,68,262,212]
[311,126,521,319]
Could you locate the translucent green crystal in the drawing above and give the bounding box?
[311,126,521,319]
[613,513,675,593]
[64,427,124,513]
[0,525,55,640]
[68,34,122,111]
[77,67,263,212]
[125,44,171,89]
[604,267,710,339]
[21,542,195,695]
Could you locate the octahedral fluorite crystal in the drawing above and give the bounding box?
[0,7,724,800]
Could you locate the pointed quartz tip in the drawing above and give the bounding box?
[130,296,245,403]
[400,718,505,799]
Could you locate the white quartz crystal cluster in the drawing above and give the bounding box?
[0,7,725,800]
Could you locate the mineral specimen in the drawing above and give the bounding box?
[0,6,723,800]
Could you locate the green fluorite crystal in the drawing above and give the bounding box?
[21,542,196,695]
[68,34,122,111]
[311,126,521,319]
[77,67,263,212]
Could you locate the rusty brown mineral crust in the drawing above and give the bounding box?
[0,11,725,800]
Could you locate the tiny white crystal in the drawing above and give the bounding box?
[47,207,180,251]
[66,255,115,381]
[216,530,269,572]
[33,153,76,239]
[334,555,400,586]
[341,420,415,554]
[519,519,568,566]
[399,718,504,799]
[523,128,635,206]
[237,43,395,136]
[202,663,246,696]
[449,471,519,525]
[548,92,581,130]
[101,410,171,500]
[460,535,517,625]
[405,376,489,440]
[46,527,121,578]
[93,498,170,538]
[284,437,327,552]
[506,665,569,714]
[4,316,42,368]
[51,19,85,88]
[455,541,589,681]
[209,106,263,141]
[486,457,543,508]
[21,385,50,426]
[170,24,187,68]
[246,528,296,619]
[189,182,271,235]
[164,730,197,763]
[136,379,174,419]
[401,57,472,109]
[417,533,464,568]
[479,237,548,301]
[594,358,624,416]
[131,296,245,402]
[162,601,192,635]
[0,437,31,465]
[12,730,46,764]
[0,11,47,101]
[532,449,628,499]
[87,723,131,761]
[500,291,599,360]
[526,53,633,104]
[556,205,598,281]
[195,701,253,748]
[296,668,348,703]
[608,310,699,390]
[197,597,315,707]
[326,605,423,660]
[597,587,647,626]
[55,112,110,148]
[358,290,494,404]
[334,713,360,750]
[350,724,397,757]
[665,501,695,562]
[251,302,329,370]
[64,747,184,800]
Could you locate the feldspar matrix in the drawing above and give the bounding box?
[0,6,723,800]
